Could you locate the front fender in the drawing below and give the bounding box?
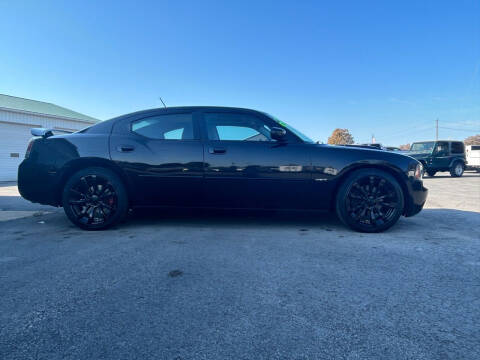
[309,145,415,210]
[310,145,413,182]
[334,159,408,181]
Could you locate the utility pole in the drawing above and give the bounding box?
[435,119,439,140]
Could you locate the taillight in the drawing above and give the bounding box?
[25,140,34,158]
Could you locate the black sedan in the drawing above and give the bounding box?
[18,106,427,232]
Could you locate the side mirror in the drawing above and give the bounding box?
[270,127,286,141]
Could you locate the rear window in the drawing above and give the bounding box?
[471,145,480,151]
[450,142,465,154]
[131,113,195,140]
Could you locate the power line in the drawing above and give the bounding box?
[439,126,480,132]
[441,121,480,127]
[379,126,433,141]
[378,120,479,143]
[375,119,434,140]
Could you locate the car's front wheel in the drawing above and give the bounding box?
[450,161,464,177]
[335,169,404,232]
[426,170,437,177]
[62,167,128,230]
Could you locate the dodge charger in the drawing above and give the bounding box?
[18,107,428,232]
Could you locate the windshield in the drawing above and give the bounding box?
[262,112,314,143]
[410,141,435,153]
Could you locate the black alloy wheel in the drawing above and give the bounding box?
[62,167,128,230]
[426,171,436,177]
[336,169,404,232]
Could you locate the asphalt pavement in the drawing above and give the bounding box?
[1,173,479,359]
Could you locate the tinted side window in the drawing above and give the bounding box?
[434,141,449,155]
[204,113,272,141]
[451,142,465,154]
[131,113,195,140]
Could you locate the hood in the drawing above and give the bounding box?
[311,144,420,175]
[318,143,418,162]
[406,152,431,159]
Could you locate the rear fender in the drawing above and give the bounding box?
[448,157,465,168]
[56,157,134,205]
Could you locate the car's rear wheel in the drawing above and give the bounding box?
[335,169,404,233]
[450,161,464,177]
[62,167,128,230]
[426,170,436,177]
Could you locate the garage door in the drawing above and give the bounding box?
[0,122,35,181]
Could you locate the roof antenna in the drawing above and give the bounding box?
[159,97,167,109]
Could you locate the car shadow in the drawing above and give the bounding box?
[124,208,343,230]
[1,192,478,236]
[118,207,479,235]
[2,203,478,243]
[0,195,55,212]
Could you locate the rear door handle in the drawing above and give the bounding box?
[117,145,135,152]
[209,147,226,154]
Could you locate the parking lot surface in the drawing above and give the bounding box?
[1,173,479,359]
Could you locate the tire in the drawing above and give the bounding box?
[449,161,464,177]
[62,167,128,230]
[335,169,404,233]
[426,171,436,177]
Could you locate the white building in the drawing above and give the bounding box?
[0,94,98,181]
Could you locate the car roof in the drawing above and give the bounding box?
[156,106,259,111]
[86,105,288,136]
[108,106,267,124]
[120,106,263,117]
[86,106,268,132]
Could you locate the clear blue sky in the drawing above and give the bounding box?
[1,0,479,145]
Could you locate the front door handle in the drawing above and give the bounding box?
[117,145,135,152]
[209,147,226,154]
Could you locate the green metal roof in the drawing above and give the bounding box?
[0,94,98,123]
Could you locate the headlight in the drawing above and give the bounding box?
[408,162,423,179]
[414,163,423,179]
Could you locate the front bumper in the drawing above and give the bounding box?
[404,179,428,217]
